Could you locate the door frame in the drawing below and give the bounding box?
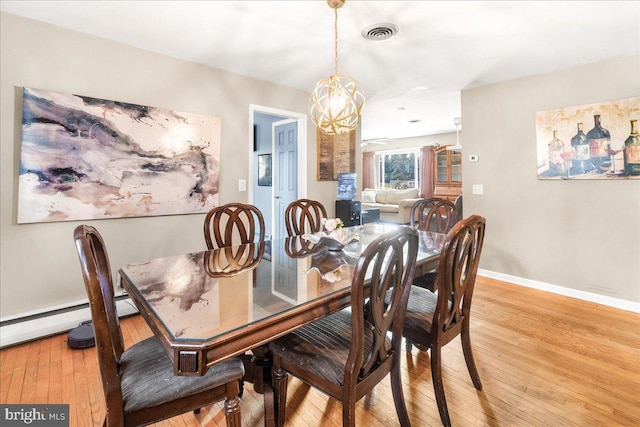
[248,104,308,239]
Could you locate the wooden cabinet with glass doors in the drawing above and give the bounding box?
[433,146,462,202]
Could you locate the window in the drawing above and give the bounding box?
[375,149,420,190]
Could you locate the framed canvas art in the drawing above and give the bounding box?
[18,87,221,223]
[258,154,272,186]
[535,97,639,180]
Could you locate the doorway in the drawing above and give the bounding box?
[249,105,307,240]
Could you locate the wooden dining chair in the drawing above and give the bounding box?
[402,215,486,427]
[73,225,244,427]
[410,197,459,233]
[410,197,459,291]
[285,198,327,236]
[204,202,265,249]
[269,226,419,427]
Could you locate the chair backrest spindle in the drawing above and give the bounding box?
[285,199,327,236]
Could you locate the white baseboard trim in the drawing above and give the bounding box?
[478,269,640,314]
[0,297,139,348]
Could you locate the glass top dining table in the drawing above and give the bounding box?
[118,222,445,378]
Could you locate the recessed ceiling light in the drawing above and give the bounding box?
[361,23,399,41]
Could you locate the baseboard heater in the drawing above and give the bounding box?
[0,295,138,348]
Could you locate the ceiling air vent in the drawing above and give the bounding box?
[361,23,399,41]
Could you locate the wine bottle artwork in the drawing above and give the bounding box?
[570,122,592,174]
[623,119,640,176]
[586,114,611,172]
[547,130,566,177]
[535,97,639,180]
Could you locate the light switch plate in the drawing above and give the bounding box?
[238,179,247,192]
[472,184,484,195]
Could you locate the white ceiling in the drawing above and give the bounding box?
[2,1,638,140]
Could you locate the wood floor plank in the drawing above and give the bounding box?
[19,340,41,404]
[59,335,77,426]
[2,276,639,426]
[34,333,51,404]
[0,344,18,402]
[72,344,94,427]
[82,347,106,426]
[48,334,63,404]
[7,342,28,403]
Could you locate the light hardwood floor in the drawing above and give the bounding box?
[2,276,639,426]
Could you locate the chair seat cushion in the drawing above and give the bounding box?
[403,286,438,339]
[119,337,244,413]
[412,271,438,292]
[269,309,377,386]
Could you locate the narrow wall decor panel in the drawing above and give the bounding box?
[17,87,221,223]
[317,128,355,181]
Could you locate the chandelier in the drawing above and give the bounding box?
[309,0,365,135]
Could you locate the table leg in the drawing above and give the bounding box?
[251,345,275,427]
[262,381,275,427]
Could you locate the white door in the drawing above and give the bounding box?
[273,120,298,240]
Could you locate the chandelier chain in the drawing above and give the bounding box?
[334,5,339,76]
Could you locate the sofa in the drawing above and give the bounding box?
[361,188,423,224]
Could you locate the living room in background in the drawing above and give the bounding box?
[375,148,420,190]
[17,87,221,223]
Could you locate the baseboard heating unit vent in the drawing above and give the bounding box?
[0,296,138,348]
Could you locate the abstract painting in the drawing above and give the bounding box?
[535,97,639,180]
[18,87,221,223]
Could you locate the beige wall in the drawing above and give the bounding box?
[0,13,337,317]
[462,55,640,304]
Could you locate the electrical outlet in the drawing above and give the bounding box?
[472,184,484,195]
[469,155,479,162]
[238,179,247,192]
